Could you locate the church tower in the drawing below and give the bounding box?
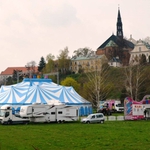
[116,7,123,39]
[96,6,134,66]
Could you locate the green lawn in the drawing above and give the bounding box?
[0,120,150,150]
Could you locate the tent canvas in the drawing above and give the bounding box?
[0,78,92,116]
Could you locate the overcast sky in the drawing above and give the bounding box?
[0,0,150,72]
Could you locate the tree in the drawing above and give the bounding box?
[61,77,80,93]
[73,47,94,57]
[143,36,150,44]
[124,59,145,101]
[25,61,37,78]
[5,76,13,85]
[46,54,55,62]
[83,62,113,111]
[44,54,56,73]
[12,70,23,83]
[57,47,71,74]
[38,57,46,72]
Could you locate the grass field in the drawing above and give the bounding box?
[0,120,150,150]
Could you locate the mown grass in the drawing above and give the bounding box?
[0,120,150,150]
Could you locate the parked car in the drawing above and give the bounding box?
[81,113,105,124]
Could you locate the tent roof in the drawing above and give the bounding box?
[0,78,91,105]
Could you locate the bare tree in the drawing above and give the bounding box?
[84,60,113,111]
[143,36,150,44]
[25,61,37,77]
[124,58,145,100]
[73,47,94,57]
[124,64,133,99]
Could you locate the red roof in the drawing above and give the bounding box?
[0,67,38,75]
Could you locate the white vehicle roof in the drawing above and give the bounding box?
[0,105,12,109]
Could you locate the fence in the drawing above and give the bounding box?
[105,116,124,121]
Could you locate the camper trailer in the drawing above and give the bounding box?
[20,102,79,123]
[0,105,29,124]
[0,101,79,124]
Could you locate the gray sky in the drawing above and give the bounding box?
[0,0,150,72]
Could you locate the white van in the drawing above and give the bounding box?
[81,113,105,124]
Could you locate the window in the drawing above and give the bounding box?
[139,47,141,52]
[58,111,62,114]
[5,112,9,118]
[51,112,55,115]
[96,115,103,118]
[91,115,95,119]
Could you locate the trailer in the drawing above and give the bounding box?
[0,102,79,124]
[0,105,29,124]
[124,95,150,120]
[20,102,79,123]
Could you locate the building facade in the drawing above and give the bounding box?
[129,38,150,64]
[71,54,107,74]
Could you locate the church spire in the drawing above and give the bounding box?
[116,6,123,39]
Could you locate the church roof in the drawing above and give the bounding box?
[105,40,118,48]
[97,34,134,50]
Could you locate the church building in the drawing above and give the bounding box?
[96,7,134,66]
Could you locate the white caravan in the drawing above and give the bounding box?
[19,102,79,123]
[0,105,29,124]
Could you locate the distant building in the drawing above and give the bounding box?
[129,38,150,64]
[71,53,107,74]
[96,7,134,66]
[0,67,38,84]
[108,56,122,67]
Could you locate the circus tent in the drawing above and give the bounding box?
[0,78,92,116]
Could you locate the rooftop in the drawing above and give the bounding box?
[0,67,38,75]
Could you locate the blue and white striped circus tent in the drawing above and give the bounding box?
[0,78,92,116]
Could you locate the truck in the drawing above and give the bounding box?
[99,100,124,113]
[0,105,29,125]
[0,101,79,124]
